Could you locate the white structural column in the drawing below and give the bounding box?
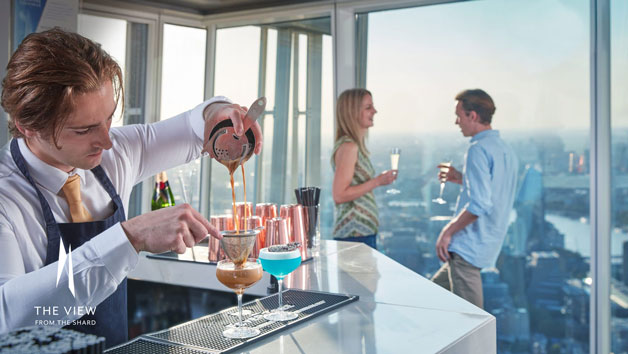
[269,29,292,204]
[254,28,268,206]
[305,33,322,187]
[201,23,217,218]
[590,0,611,353]
[333,4,356,97]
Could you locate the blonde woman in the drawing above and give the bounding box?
[331,89,397,249]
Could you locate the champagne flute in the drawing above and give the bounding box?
[386,148,401,195]
[432,161,452,204]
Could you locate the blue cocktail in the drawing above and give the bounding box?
[259,245,302,321]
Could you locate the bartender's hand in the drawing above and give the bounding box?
[437,164,462,185]
[121,204,221,254]
[201,102,263,157]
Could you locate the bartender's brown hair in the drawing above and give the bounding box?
[1,27,124,148]
[455,89,495,125]
[335,88,372,157]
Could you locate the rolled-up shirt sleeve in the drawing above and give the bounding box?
[464,145,493,217]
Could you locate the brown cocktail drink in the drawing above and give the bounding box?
[217,229,262,339]
[216,260,263,295]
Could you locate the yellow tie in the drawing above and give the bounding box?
[62,174,93,223]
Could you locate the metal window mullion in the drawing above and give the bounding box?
[255,27,268,206]
[291,32,300,197]
[270,29,292,204]
[138,16,160,215]
[200,23,217,218]
[124,22,150,218]
[306,33,322,188]
[355,13,368,89]
[590,0,611,353]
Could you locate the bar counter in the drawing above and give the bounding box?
[129,241,496,353]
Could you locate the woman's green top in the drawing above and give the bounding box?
[331,136,379,238]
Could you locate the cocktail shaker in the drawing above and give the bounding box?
[235,202,253,220]
[239,215,263,258]
[209,215,233,262]
[295,187,321,259]
[255,203,277,252]
[279,204,308,261]
[206,97,266,172]
[264,217,289,247]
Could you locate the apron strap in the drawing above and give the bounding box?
[10,139,62,237]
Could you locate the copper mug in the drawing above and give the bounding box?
[264,217,289,247]
[239,215,263,258]
[235,202,253,221]
[279,204,308,261]
[255,203,277,251]
[209,215,233,262]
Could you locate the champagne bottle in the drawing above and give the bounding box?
[151,171,175,210]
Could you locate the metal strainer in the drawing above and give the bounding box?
[219,229,260,266]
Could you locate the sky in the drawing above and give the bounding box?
[365,0,593,135]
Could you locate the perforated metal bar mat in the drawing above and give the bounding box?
[105,336,210,354]
[144,289,358,353]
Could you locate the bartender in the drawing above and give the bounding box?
[0,28,262,347]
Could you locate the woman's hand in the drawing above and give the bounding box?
[375,170,397,186]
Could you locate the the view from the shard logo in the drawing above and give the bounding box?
[56,238,75,298]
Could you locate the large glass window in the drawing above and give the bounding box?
[78,14,127,127]
[354,1,590,352]
[159,23,207,211]
[212,25,260,215]
[611,0,628,352]
[78,14,149,218]
[212,18,332,217]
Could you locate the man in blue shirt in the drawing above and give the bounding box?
[431,89,518,309]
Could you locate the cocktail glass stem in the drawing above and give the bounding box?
[438,182,445,199]
[277,278,284,309]
[237,293,244,327]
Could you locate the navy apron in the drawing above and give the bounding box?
[10,139,128,347]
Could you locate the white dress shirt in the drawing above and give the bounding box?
[0,96,229,333]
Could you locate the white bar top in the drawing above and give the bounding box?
[129,241,496,353]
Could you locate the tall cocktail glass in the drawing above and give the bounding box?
[259,246,302,321]
[216,229,262,339]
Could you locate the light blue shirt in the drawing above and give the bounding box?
[448,130,518,268]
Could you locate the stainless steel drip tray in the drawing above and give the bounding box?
[105,289,359,354]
